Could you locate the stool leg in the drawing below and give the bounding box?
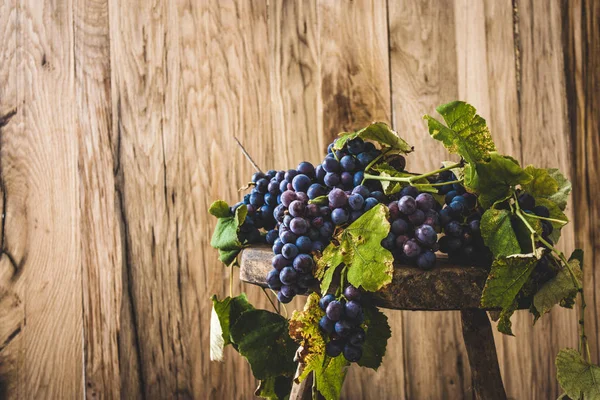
[460,309,507,400]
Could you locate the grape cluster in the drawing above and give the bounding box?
[435,170,492,265]
[380,186,441,270]
[318,286,366,363]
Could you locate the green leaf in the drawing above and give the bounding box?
[316,246,347,294]
[481,255,538,310]
[521,166,559,198]
[314,355,349,400]
[357,306,391,370]
[211,294,255,350]
[556,348,600,399]
[464,152,532,208]
[480,209,521,258]
[334,122,413,154]
[230,309,297,380]
[497,300,518,336]
[424,101,496,164]
[209,200,232,218]
[255,376,293,400]
[309,195,329,205]
[533,258,582,321]
[547,168,572,211]
[210,201,248,264]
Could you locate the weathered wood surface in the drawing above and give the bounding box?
[0,0,597,399]
[240,246,502,311]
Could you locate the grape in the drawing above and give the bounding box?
[353,171,365,187]
[416,224,437,246]
[306,203,319,217]
[350,210,363,222]
[266,229,278,244]
[279,180,289,193]
[292,174,311,192]
[534,205,550,218]
[290,217,309,235]
[311,241,325,252]
[319,221,334,238]
[279,266,297,285]
[328,188,348,208]
[296,192,308,203]
[264,193,277,207]
[307,183,326,200]
[344,285,361,301]
[445,221,463,237]
[469,219,480,234]
[322,157,341,173]
[340,155,356,172]
[281,190,296,207]
[416,193,435,211]
[296,236,312,253]
[315,164,326,182]
[267,269,282,290]
[347,138,365,155]
[282,243,299,260]
[449,201,465,215]
[343,345,362,362]
[423,210,439,228]
[403,239,421,258]
[293,254,314,274]
[518,193,535,210]
[439,208,452,226]
[340,172,353,187]
[256,178,269,193]
[284,169,298,182]
[272,239,284,254]
[370,191,385,202]
[289,200,306,217]
[408,209,425,225]
[282,215,292,227]
[364,197,379,211]
[277,291,293,304]
[331,208,349,225]
[326,340,344,357]
[349,329,366,346]
[445,190,458,205]
[541,220,553,236]
[387,154,406,171]
[416,250,436,270]
[297,161,315,177]
[326,301,344,321]
[334,320,352,337]
[324,172,340,187]
[250,192,264,207]
[398,196,417,215]
[348,193,365,210]
[462,193,477,209]
[319,294,336,310]
[280,285,296,298]
[344,301,362,319]
[395,235,409,248]
[356,152,375,167]
[272,254,288,270]
[381,232,396,250]
[399,186,419,198]
[280,230,297,244]
[297,273,314,289]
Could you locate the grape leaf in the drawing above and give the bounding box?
[357,306,391,370]
[230,309,297,380]
[533,258,582,321]
[533,197,568,243]
[481,255,538,310]
[316,244,348,294]
[334,122,413,154]
[480,208,521,258]
[314,355,349,400]
[210,200,248,264]
[255,376,293,400]
[289,293,326,376]
[210,305,225,361]
[424,101,496,164]
[556,348,600,399]
[521,165,559,197]
[464,152,532,208]
[497,300,518,336]
[547,168,572,211]
[211,294,255,351]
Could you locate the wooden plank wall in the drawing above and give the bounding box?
[0,0,597,399]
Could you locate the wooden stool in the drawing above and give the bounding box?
[239,246,509,400]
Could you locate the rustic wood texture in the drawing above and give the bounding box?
[0,0,597,399]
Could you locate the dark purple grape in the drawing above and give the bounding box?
[307,183,326,200]
[280,229,297,244]
[296,236,312,253]
[349,329,366,346]
[335,320,352,337]
[326,340,344,357]
[343,345,362,362]
[284,169,298,182]
[534,205,550,218]
[399,186,419,198]
[416,193,436,211]
[353,171,365,187]
[348,194,365,211]
[340,155,356,172]
[356,152,375,167]
[293,254,314,274]
[319,294,336,310]
[306,203,320,217]
[264,193,277,207]
[282,215,293,227]
[308,228,320,241]
[296,192,308,203]
[280,284,296,298]
[266,229,278,244]
[344,285,361,301]
[416,224,437,246]
[370,191,385,202]
[541,220,553,236]
[347,137,365,155]
[292,174,311,192]
[445,221,463,237]
[272,239,284,254]
[279,180,289,193]
[408,209,425,225]
[311,217,324,228]
[518,193,536,211]
[416,250,436,270]
[251,172,266,183]
[297,273,314,289]
[395,234,409,248]
[445,190,458,205]
[289,200,306,217]
[331,208,349,225]
[281,190,296,207]
[328,188,348,208]
[279,266,297,285]
[272,254,288,270]
[311,241,325,252]
[256,178,269,193]
[439,208,452,226]
[340,172,353,187]
[277,291,293,304]
[344,301,362,319]
[297,161,315,177]
[275,171,285,181]
[364,197,379,211]
[363,142,376,152]
[388,154,406,171]
[462,193,477,209]
[250,192,264,207]
[322,157,341,173]
[319,222,334,238]
[446,237,462,252]
[282,243,299,260]
[324,172,340,187]
[398,196,417,215]
[403,239,421,258]
[267,269,282,290]
[268,181,279,195]
[290,217,309,235]
[381,232,396,250]
[391,218,409,235]
[469,219,481,234]
[326,301,344,321]
[315,164,326,181]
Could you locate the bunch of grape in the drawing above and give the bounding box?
[434,170,492,265]
[380,186,441,270]
[318,286,366,363]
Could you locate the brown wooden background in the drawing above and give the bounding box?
[0,0,597,399]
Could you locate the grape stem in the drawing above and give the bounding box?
[234,136,263,173]
[513,195,591,362]
[263,288,281,315]
[364,148,392,172]
[421,179,463,187]
[230,266,234,297]
[522,212,568,225]
[363,161,463,186]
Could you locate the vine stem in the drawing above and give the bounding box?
[364,148,392,172]
[262,288,281,315]
[229,266,234,297]
[363,161,463,186]
[522,213,568,225]
[513,196,590,362]
[234,136,262,173]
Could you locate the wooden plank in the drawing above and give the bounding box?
[0,0,83,398]
[562,0,600,365]
[388,1,471,398]
[315,1,397,398]
[73,0,123,398]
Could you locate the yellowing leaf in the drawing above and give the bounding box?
[533,259,582,320]
[334,122,413,153]
[480,208,521,258]
[522,165,559,197]
[556,349,600,399]
[547,168,572,211]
